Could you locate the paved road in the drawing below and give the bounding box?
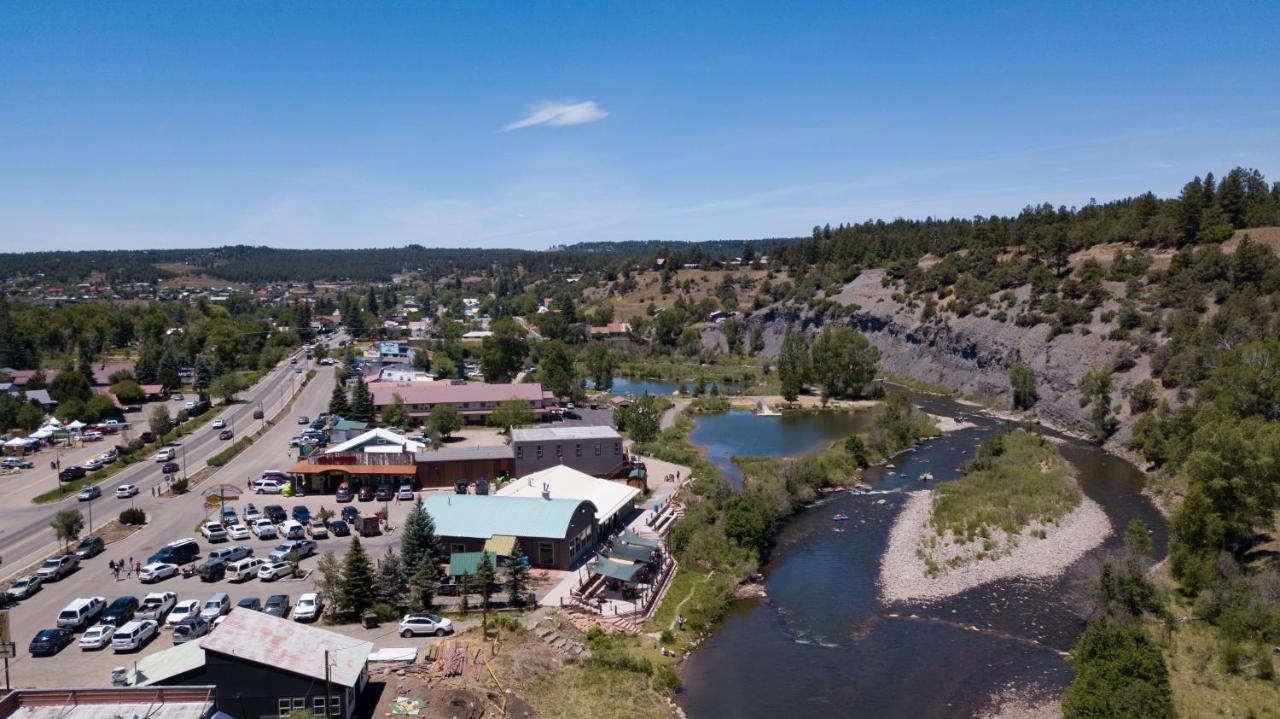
[0,333,346,583]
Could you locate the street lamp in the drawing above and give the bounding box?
[181,441,188,481]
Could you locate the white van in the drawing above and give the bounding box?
[57,596,106,630]
[153,448,176,462]
[227,557,264,582]
[280,520,306,540]
[111,620,158,652]
[252,478,285,494]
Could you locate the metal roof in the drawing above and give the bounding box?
[1,688,216,719]
[415,445,514,462]
[325,428,424,455]
[447,551,498,576]
[483,534,518,556]
[131,638,207,686]
[510,425,621,442]
[199,608,372,688]
[497,464,639,524]
[370,381,549,407]
[423,494,595,540]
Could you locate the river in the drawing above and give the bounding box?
[677,393,1167,718]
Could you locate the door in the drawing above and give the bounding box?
[538,542,554,567]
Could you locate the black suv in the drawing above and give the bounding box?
[199,559,227,582]
[264,505,287,523]
[100,596,140,626]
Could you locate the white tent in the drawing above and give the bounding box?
[43,418,62,428]
[29,428,53,439]
[4,437,29,448]
[66,420,86,430]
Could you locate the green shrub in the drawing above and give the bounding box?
[119,508,147,525]
[170,478,189,494]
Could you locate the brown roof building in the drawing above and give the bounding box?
[369,381,553,423]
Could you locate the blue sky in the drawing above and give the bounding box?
[1,1,1277,251]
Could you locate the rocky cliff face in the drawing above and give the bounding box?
[725,268,1152,442]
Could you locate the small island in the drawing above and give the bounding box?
[880,430,1111,603]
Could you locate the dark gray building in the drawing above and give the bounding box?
[132,609,371,719]
[511,425,626,477]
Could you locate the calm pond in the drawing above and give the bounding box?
[589,377,743,397]
[678,394,1166,718]
[688,409,874,489]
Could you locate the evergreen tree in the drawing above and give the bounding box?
[777,329,810,401]
[328,382,350,418]
[339,535,376,615]
[193,355,215,391]
[506,546,531,605]
[400,498,444,573]
[411,560,440,611]
[475,551,497,634]
[372,549,409,609]
[349,379,375,423]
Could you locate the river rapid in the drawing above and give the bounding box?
[677,392,1167,718]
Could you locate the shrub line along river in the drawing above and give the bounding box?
[674,390,1167,718]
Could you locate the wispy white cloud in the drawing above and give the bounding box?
[501,100,609,132]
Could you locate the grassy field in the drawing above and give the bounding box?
[1166,616,1280,718]
[930,430,1078,542]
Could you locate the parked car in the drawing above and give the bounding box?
[139,431,156,444]
[78,623,116,650]
[294,593,322,622]
[264,505,287,523]
[29,628,74,656]
[398,612,454,638]
[136,592,177,621]
[291,506,311,524]
[100,596,140,626]
[74,536,105,559]
[227,557,265,582]
[218,429,234,440]
[2,457,34,469]
[252,519,278,539]
[211,418,226,429]
[138,562,178,584]
[36,555,79,581]
[243,504,262,523]
[375,485,392,502]
[6,575,42,600]
[198,559,228,582]
[280,520,306,540]
[150,536,199,563]
[253,478,285,494]
[268,542,304,563]
[306,521,328,539]
[396,485,414,501]
[357,485,374,502]
[329,520,350,536]
[115,483,139,498]
[226,523,251,541]
[199,593,231,621]
[264,594,291,618]
[200,522,227,542]
[58,466,87,482]
[340,506,360,523]
[335,486,352,502]
[172,616,212,644]
[154,448,176,462]
[297,415,309,425]
[83,457,104,470]
[111,619,158,652]
[161,461,180,474]
[236,596,263,611]
[77,485,102,501]
[258,560,294,581]
[57,596,106,629]
[209,545,253,564]
[165,600,202,627]
[220,505,238,526]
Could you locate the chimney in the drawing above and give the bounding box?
[541,482,550,499]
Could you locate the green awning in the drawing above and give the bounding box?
[591,557,642,583]
[628,468,647,479]
[609,543,655,562]
[483,534,518,557]
[447,551,498,576]
[621,530,660,548]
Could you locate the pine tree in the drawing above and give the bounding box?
[476,551,497,635]
[400,498,444,573]
[506,546,531,606]
[349,380,374,423]
[372,549,409,610]
[339,535,376,615]
[410,559,440,611]
[328,382,350,418]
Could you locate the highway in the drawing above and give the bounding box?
[0,333,344,583]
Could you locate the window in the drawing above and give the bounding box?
[330,696,341,716]
[538,542,554,566]
[536,445,543,459]
[555,444,562,458]
[279,700,292,718]
[313,698,326,717]
[452,543,466,553]
[516,446,523,459]
[613,442,620,455]
[575,443,582,457]
[594,443,601,456]
[293,699,306,712]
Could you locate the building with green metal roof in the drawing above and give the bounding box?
[423,494,598,570]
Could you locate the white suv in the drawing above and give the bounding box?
[294,593,322,622]
[154,448,176,462]
[111,620,158,652]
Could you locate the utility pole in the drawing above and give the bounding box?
[324,649,333,717]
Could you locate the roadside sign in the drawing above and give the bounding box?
[0,642,13,659]
[0,610,9,644]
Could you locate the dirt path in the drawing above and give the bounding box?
[666,571,714,630]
